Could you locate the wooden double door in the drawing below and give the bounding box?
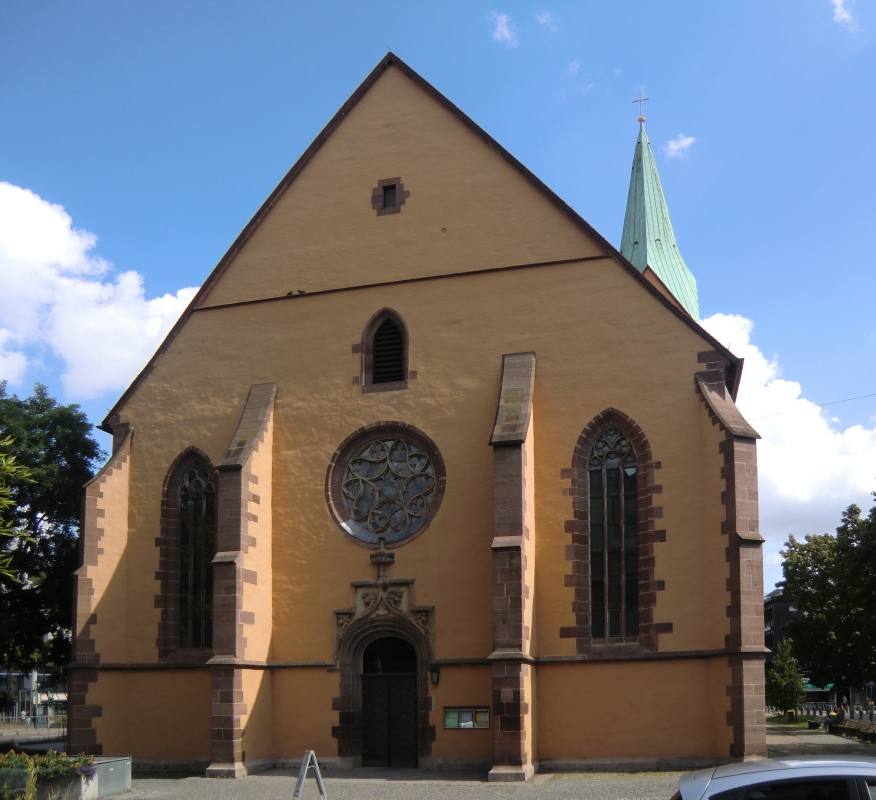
[362,673,418,767]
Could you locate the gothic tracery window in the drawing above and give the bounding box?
[342,437,435,543]
[327,423,446,548]
[178,463,217,649]
[588,427,639,639]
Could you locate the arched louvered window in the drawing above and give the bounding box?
[588,427,639,639]
[178,463,217,649]
[372,318,405,384]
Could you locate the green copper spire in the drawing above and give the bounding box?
[620,122,699,320]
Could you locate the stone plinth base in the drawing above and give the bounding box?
[539,756,737,772]
[488,763,535,782]
[205,762,247,778]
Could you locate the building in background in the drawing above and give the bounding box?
[764,588,796,664]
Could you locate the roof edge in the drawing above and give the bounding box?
[84,428,133,487]
[100,53,401,432]
[100,51,740,431]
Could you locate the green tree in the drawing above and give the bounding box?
[0,383,104,673]
[781,497,876,689]
[0,436,33,581]
[766,639,806,712]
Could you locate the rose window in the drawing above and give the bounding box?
[338,437,436,545]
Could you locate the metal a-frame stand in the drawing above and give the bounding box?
[292,750,327,800]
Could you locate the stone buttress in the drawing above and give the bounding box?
[206,383,276,777]
[696,353,768,759]
[488,352,537,781]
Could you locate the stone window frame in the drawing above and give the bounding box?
[325,420,446,550]
[561,408,665,655]
[370,177,410,216]
[156,446,218,663]
[355,308,414,394]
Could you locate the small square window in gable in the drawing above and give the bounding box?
[371,177,410,216]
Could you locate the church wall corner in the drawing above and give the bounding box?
[70,429,134,755]
[695,356,767,759]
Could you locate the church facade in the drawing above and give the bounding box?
[69,54,767,779]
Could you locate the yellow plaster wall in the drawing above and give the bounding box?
[241,669,273,762]
[430,666,493,761]
[536,659,726,758]
[272,669,339,757]
[200,65,603,309]
[117,258,733,668]
[90,670,211,759]
[242,413,274,663]
[116,384,255,663]
[709,657,735,756]
[636,397,733,654]
[83,438,131,663]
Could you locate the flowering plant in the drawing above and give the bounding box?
[0,751,96,799]
[73,764,96,783]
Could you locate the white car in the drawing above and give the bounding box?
[674,757,876,800]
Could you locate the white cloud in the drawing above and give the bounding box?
[567,59,581,77]
[702,313,876,589]
[0,182,197,399]
[535,11,558,31]
[831,0,858,30]
[663,133,696,158]
[490,12,518,47]
[0,330,27,384]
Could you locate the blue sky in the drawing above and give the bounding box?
[1,1,874,588]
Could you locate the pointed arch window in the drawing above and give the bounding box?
[588,427,639,639]
[372,319,404,383]
[177,463,217,650]
[359,309,412,393]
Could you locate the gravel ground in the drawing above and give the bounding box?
[129,768,683,800]
[123,726,876,800]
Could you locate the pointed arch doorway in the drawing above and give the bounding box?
[361,636,418,767]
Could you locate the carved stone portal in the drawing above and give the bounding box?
[334,537,433,650]
[331,537,436,763]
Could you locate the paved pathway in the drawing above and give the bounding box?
[117,724,876,800]
[0,727,67,750]
[129,770,683,800]
[766,723,876,758]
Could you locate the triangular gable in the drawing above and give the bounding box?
[198,61,606,306]
[101,52,739,432]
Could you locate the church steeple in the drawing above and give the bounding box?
[620,121,699,320]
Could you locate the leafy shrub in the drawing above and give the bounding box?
[0,751,96,799]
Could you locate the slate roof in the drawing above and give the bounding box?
[620,122,700,320]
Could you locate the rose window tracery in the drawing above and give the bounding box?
[340,437,436,544]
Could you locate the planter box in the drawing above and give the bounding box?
[93,757,131,798]
[0,757,130,800]
[0,770,97,800]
